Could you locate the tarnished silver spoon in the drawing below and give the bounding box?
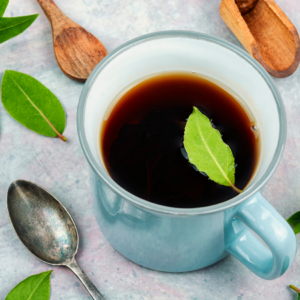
[7,180,105,300]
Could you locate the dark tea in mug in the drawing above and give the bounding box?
[101,72,260,208]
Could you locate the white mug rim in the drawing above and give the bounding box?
[77,30,286,216]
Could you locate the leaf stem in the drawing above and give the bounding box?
[57,132,67,142]
[44,118,67,142]
[230,184,243,194]
[290,285,300,294]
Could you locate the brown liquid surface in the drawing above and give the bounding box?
[101,73,260,208]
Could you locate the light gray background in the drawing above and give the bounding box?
[0,0,300,299]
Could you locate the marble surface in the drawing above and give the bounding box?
[0,0,300,299]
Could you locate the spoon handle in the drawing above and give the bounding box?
[36,0,74,33]
[37,0,61,22]
[67,259,105,300]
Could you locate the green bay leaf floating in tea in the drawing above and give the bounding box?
[184,106,242,193]
[0,0,9,18]
[0,14,38,44]
[1,70,67,141]
[5,270,52,300]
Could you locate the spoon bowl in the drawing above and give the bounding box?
[8,180,78,265]
[7,180,105,300]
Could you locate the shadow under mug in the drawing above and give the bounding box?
[77,31,297,280]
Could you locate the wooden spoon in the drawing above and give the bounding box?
[220,0,300,78]
[37,0,108,82]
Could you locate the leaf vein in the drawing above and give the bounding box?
[195,115,233,187]
[27,275,48,300]
[0,17,35,32]
[9,77,56,129]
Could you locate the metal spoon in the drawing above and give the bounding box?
[7,179,105,300]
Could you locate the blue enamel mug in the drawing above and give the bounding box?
[77,31,297,279]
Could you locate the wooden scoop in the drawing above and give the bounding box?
[220,0,300,78]
[37,0,108,82]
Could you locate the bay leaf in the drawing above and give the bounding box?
[287,211,300,227]
[293,222,300,235]
[5,270,52,300]
[0,14,38,44]
[1,70,67,141]
[0,0,9,18]
[184,106,241,193]
[289,285,300,297]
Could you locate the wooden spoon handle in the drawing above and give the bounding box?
[235,0,258,14]
[37,0,58,21]
[37,0,74,30]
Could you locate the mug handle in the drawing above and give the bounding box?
[225,192,297,280]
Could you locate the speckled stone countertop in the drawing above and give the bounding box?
[0,0,300,299]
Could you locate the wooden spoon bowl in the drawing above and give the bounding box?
[37,0,108,82]
[220,0,300,78]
